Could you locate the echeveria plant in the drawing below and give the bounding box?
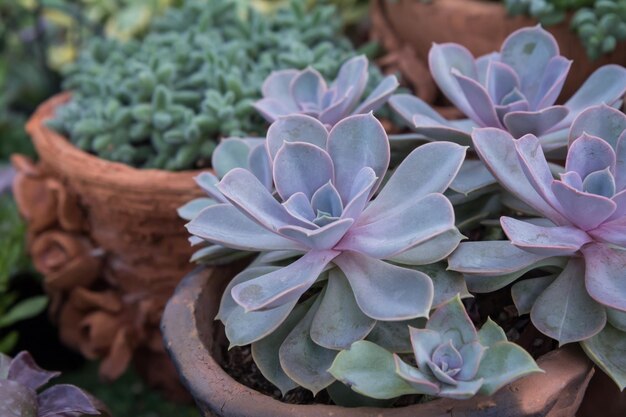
[449,104,626,389]
[187,113,465,321]
[389,25,626,194]
[329,296,540,400]
[0,351,104,417]
[391,25,626,150]
[254,55,399,127]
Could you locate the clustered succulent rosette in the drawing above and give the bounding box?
[389,25,626,194]
[449,104,626,389]
[186,112,475,394]
[329,296,540,400]
[0,351,105,417]
[254,55,399,127]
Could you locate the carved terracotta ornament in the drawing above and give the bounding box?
[12,155,85,234]
[58,287,158,380]
[12,94,205,402]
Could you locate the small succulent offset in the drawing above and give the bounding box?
[188,113,466,321]
[254,55,399,127]
[0,351,105,417]
[330,296,540,400]
[448,105,626,389]
[390,25,626,151]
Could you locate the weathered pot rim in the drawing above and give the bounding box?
[162,267,595,417]
[25,92,207,195]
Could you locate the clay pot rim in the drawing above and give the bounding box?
[162,267,594,417]
[26,93,209,194]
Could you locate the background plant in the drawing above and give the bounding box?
[50,0,383,170]
[389,26,626,197]
[0,351,107,416]
[504,0,626,59]
[0,195,48,353]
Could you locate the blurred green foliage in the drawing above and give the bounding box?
[0,195,48,353]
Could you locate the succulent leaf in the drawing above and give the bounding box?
[310,269,376,350]
[328,341,417,399]
[0,352,101,417]
[278,294,337,395]
[581,323,626,390]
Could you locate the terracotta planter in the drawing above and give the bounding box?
[371,0,626,102]
[162,267,595,417]
[13,93,205,399]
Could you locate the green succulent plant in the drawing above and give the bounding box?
[50,0,382,171]
[504,0,626,59]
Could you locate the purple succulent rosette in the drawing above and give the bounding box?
[254,55,399,127]
[186,113,469,394]
[0,351,102,417]
[449,104,626,390]
[329,296,540,400]
[389,26,626,195]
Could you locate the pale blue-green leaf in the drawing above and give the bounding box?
[390,228,464,266]
[334,252,433,321]
[366,318,426,353]
[328,340,417,399]
[568,104,626,148]
[477,317,507,347]
[177,198,215,221]
[562,65,626,127]
[450,159,496,195]
[266,114,328,160]
[410,263,471,308]
[393,355,440,395]
[530,257,607,345]
[279,295,337,395]
[231,250,338,311]
[327,113,389,202]
[212,138,250,179]
[426,295,477,346]
[476,341,542,395]
[251,297,314,396]
[310,269,375,350]
[511,275,557,315]
[580,323,626,390]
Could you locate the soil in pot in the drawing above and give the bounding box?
[163,267,595,417]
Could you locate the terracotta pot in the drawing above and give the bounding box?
[13,93,206,399]
[162,267,595,417]
[577,369,626,417]
[371,0,626,101]
[23,93,203,294]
